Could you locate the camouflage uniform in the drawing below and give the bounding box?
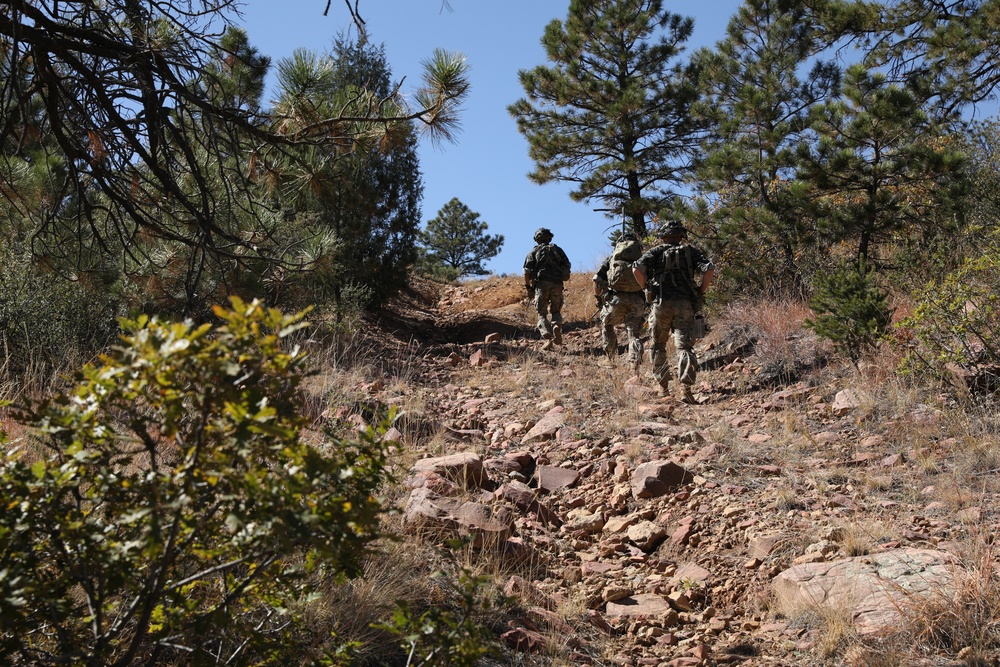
[594,257,646,369]
[635,241,714,392]
[523,230,571,343]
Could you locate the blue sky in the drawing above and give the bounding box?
[237,1,745,276]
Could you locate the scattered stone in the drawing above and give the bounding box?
[402,487,514,547]
[626,521,667,552]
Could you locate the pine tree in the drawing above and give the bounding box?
[805,259,893,364]
[508,0,702,237]
[798,65,966,263]
[419,198,504,278]
[269,38,447,311]
[693,0,840,295]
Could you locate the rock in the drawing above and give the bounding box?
[411,452,487,489]
[523,407,565,444]
[832,389,865,415]
[772,548,957,635]
[630,460,693,499]
[605,593,674,617]
[484,332,501,344]
[402,487,514,547]
[582,561,620,575]
[405,471,461,496]
[671,562,712,587]
[670,517,696,546]
[762,385,815,411]
[604,514,639,534]
[626,521,667,552]
[602,585,633,602]
[495,482,562,527]
[535,465,581,493]
[564,510,605,534]
[501,626,547,653]
[667,590,693,611]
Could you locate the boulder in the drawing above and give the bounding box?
[772,548,957,635]
[631,460,693,499]
[402,487,514,547]
[411,452,487,489]
[523,407,565,444]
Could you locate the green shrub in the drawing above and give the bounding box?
[805,259,893,364]
[377,570,500,667]
[900,251,1000,382]
[0,298,389,665]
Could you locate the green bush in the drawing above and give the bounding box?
[378,569,500,667]
[0,298,389,665]
[805,259,893,363]
[900,251,1000,382]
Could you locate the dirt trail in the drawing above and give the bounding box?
[362,272,984,666]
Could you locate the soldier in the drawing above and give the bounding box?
[592,232,646,370]
[632,221,715,403]
[523,227,572,350]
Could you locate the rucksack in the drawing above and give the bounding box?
[656,244,698,300]
[536,243,571,282]
[606,238,642,292]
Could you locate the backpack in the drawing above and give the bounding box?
[536,243,571,282]
[606,238,642,292]
[656,244,698,300]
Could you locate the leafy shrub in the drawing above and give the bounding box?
[0,298,389,665]
[378,570,500,667]
[900,251,1000,384]
[805,259,893,364]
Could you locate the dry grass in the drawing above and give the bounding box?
[718,297,831,386]
[835,519,896,558]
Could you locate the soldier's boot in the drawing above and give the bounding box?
[541,339,555,351]
[552,324,563,345]
[658,380,670,398]
[680,384,697,404]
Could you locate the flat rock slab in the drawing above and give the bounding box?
[523,408,566,444]
[605,593,673,617]
[772,548,957,634]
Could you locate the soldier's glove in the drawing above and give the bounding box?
[595,292,605,310]
[525,283,534,301]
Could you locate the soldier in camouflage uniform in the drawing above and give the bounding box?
[593,232,647,370]
[523,227,572,350]
[632,221,714,403]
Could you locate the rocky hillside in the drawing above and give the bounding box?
[345,273,998,667]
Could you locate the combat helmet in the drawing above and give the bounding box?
[657,220,687,238]
[533,227,554,243]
